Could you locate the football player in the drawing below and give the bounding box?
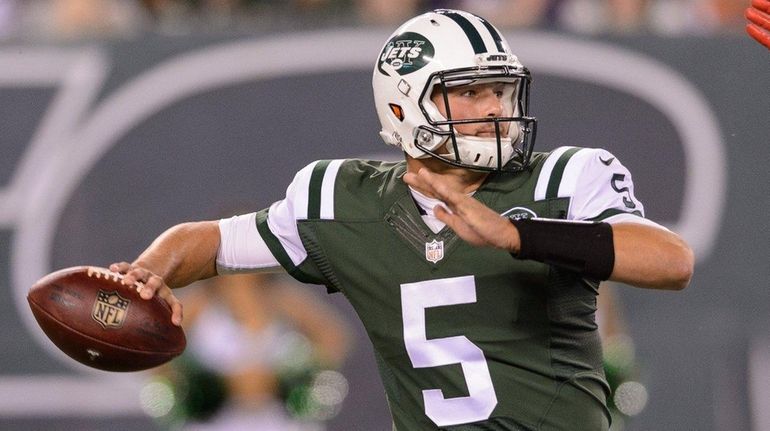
[112,9,693,430]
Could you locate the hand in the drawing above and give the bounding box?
[746,0,770,50]
[403,168,520,252]
[109,261,183,326]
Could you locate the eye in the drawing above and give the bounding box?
[460,89,476,97]
[493,84,510,98]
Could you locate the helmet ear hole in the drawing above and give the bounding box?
[389,104,405,122]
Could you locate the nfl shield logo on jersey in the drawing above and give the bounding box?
[425,239,444,263]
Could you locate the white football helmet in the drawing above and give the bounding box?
[373,9,537,172]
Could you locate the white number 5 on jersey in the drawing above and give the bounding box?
[401,276,498,426]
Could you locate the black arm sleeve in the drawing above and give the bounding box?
[510,218,615,280]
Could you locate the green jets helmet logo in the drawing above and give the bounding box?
[377,32,434,76]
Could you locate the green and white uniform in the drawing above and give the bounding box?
[217,146,656,430]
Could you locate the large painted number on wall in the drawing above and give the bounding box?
[400,275,498,427]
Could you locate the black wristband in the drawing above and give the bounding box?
[510,218,615,280]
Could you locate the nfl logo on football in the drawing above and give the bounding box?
[92,290,130,329]
[425,239,444,263]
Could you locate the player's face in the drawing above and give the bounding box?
[431,81,515,137]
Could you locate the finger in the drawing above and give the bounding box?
[436,203,503,245]
[402,171,421,187]
[415,169,469,208]
[120,267,147,287]
[157,288,184,326]
[747,6,770,30]
[109,261,131,274]
[171,302,183,326]
[434,205,487,246]
[752,0,770,14]
[447,191,505,225]
[404,169,465,209]
[434,205,472,236]
[443,201,518,249]
[433,204,456,225]
[403,170,439,197]
[747,23,770,49]
[420,170,451,198]
[139,274,165,300]
[122,268,161,301]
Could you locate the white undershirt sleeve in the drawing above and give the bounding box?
[216,212,282,274]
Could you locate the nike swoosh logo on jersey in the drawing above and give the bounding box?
[600,156,615,166]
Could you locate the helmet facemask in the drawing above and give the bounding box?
[416,67,537,173]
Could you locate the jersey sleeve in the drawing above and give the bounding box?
[538,147,667,229]
[252,160,345,285]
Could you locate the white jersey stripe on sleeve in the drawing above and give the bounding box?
[320,159,343,220]
[266,199,307,266]
[558,148,592,199]
[534,146,574,201]
[292,160,319,221]
[261,161,322,267]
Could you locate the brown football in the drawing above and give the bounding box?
[27,266,186,372]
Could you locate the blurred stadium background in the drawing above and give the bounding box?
[1,0,768,430]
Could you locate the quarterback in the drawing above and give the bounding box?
[113,9,693,430]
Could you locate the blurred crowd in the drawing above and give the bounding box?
[0,0,750,41]
[144,272,351,430]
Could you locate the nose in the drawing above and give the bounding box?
[479,92,504,118]
[477,90,509,136]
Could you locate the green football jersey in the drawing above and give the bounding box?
[254,146,647,430]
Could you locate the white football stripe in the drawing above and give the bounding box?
[557,148,592,200]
